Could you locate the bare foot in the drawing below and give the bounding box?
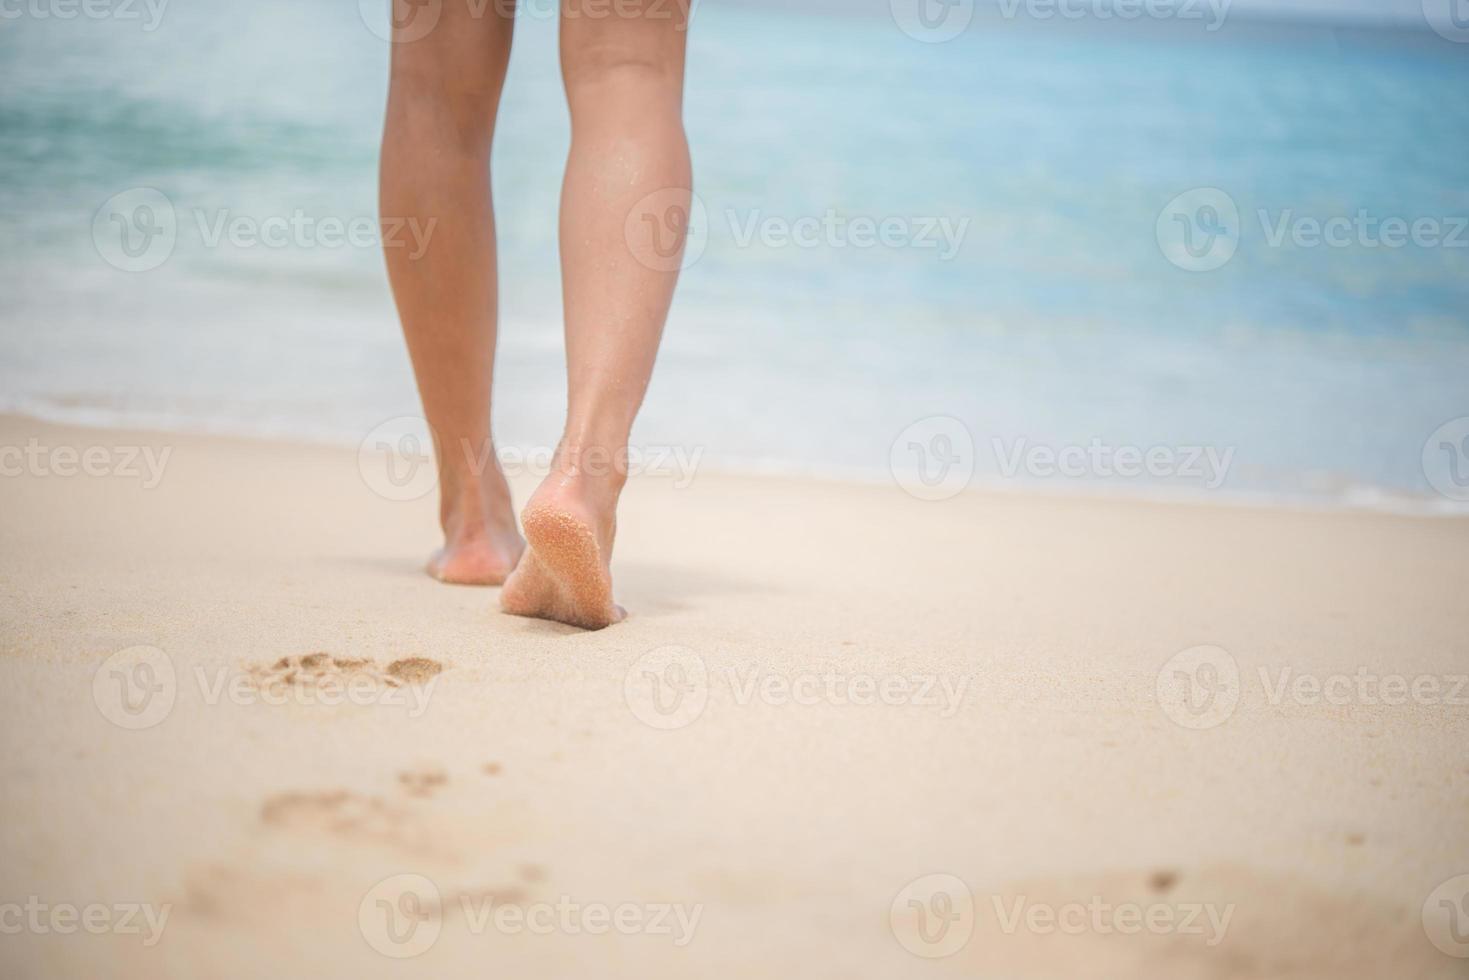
[426,473,524,586]
[426,530,522,585]
[500,472,625,630]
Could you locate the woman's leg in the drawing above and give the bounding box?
[501,0,693,629]
[380,1,524,584]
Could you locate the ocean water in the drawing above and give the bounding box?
[2,0,1467,509]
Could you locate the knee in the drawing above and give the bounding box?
[389,50,507,109]
[386,20,513,122]
[563,47,683,133]
[386,62,505,149]
[565,42,678,91]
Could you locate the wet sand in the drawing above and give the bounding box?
[1,413,1466,978]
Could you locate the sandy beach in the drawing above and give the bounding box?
[1,411,1466,978]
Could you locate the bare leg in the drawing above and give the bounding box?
[501,0,693,629]
[380,1,524,585]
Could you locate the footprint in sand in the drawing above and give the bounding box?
[399,768,448,797]
[385,657,443,685]
[245,653,444,699]
[178,778,540,929]
[260,790,406,838]
[257,788,459,859]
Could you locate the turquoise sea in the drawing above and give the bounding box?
[1,0,1467,508]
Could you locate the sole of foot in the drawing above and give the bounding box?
[500,506,624,630]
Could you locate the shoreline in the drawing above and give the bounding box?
[3,408,1464,520]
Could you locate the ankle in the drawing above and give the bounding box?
[439,465,517,541]
[549,442,629,500]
